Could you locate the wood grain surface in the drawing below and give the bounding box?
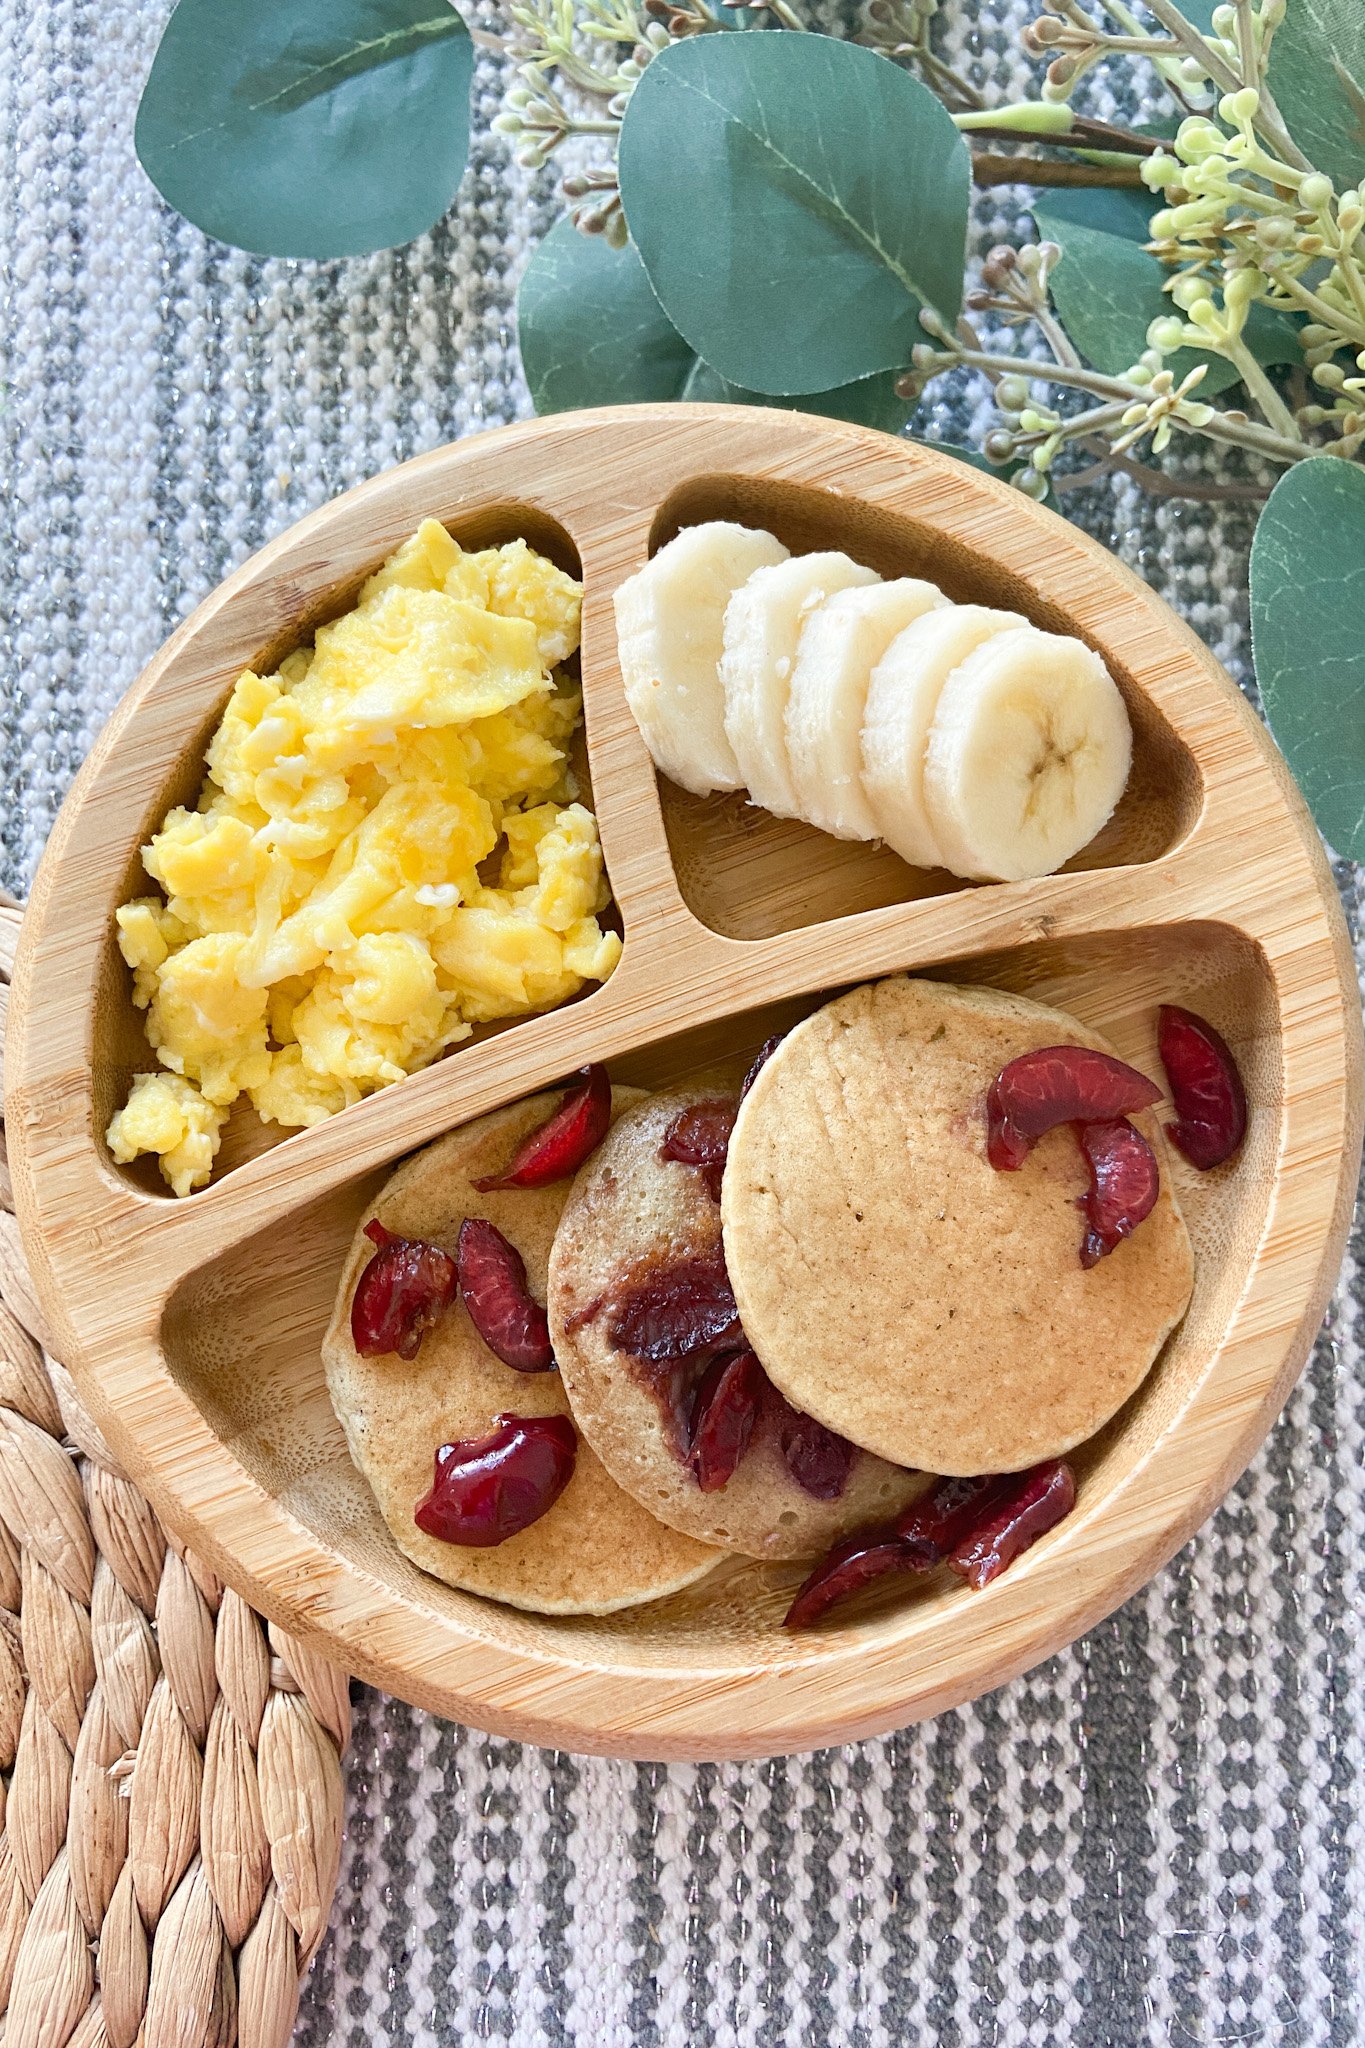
[6,406,1361,1760]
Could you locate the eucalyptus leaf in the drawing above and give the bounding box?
[136,0,472,259]
[619,30,969,397]
[1250,456,1365,860]
[518,217,695,412]
[518,218,912,430]
[1266,0,1365,192]
[679,359,912,432]
[1033,187,1301,397]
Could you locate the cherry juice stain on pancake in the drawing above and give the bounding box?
[548,1087,925,1559]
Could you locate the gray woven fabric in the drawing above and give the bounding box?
[3,3,1363,2043]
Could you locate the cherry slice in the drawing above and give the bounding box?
[607,1251,744,1365]
[947,1459,1076,1589]
[986,1046,1162,1171]
[895,1473,1014,1566]
[414,1413,577,1546]
[456,1219,555,1372]
[472,1065,611,1190]
[784,1463,1078,1627]
[1077,1117,1160,1267]
[689,1350,765,1492]
[775,1402,856,1501]
[741,1034,784,1100]
[660,1099,738,1202]
[783,1532,928,1630]
[351,1220,458,1361]
[1158,1004,1247,1170]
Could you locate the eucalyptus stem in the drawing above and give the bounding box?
[918,335,1312,467]
[1223,339,1304,440]
[970,152,1146,189]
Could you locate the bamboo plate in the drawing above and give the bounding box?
[7,406,1362,1762]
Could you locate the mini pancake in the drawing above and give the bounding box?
[722,978,1195,1476]
[322,1088,720,1615]
[547,1087,927,1559]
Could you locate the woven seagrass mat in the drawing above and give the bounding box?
[0,897,349,2048]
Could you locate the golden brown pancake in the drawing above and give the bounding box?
[547,1087,926,1559]
[322,1089,720,1614]
[722,977,1195,1475]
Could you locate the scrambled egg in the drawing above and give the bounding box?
[107,521,619,1195]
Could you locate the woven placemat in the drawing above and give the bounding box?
[0,898,348,2048]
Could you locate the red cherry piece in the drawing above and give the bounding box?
[351,1221,458,1361]
[414,1413,577,1547]
[895,1472,1014,1566]
[774,1400,856,1501]
[472,1065,612,1190]
[456,1219,555,1372]
[785,1460,1079,1626]
[607,1251,744,1365]
[1158,1004,1247,1170]
[741,1035,784,1100]
[660,1099,738,1201]
[783,1532,929,1630]
[986,1045,1162,1171]
[1077,1117,1160,1267]
[947,1459,1076,1589]
[688,1350,765,1492]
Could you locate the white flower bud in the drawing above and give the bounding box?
[1143,155,1180,191]
[1297,173,1334,213]
[1171,273,1213,311]
[1313,361,1347,390]
[1254,216,1294,251]
[1218,87,1259,125]
[1147,315,1187,354]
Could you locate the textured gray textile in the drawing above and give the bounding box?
[3,3,1364,2044]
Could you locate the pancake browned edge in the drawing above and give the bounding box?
[321,1088,720,1615]
[547,1087,927,1560]
[722,976,1196,1476]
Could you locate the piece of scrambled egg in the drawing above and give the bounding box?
[107,521,620,1195]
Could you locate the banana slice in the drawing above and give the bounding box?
[614,521,790,797]
[784,579,948,841]
[861,605,1026,869]
[923,625,1133,882]
[721,552,880,818]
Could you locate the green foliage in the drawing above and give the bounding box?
[135,0,472,259]
[1031,187,1301,396]
[518,217,695,410]
[1251,457,1365,860]
[680,361,911,432]
[1266,0,1365,192]
[517,217,911,430]
[617,30,969,396]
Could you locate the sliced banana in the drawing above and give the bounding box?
[614,521,790,797]
[861,605,1026,869]
[923,625,1133,883]
[784,579,948,841]
[721,551,880,818]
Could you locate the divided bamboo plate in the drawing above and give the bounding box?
[7,406,1362,1762]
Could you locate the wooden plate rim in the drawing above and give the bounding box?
[7,405,1361,1759]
